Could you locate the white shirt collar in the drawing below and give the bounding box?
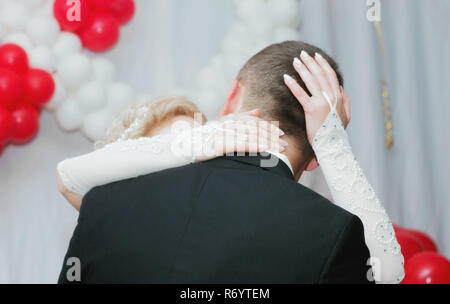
[267,151,294,175]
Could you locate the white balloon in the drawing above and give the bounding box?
[53,33,82,62]
[56,97,84,132]
[58,53,92,90]
[246,17,273,43]
[92,58,116,84]
[45,75,66,111]
[3,32,33,53]
[29,45,56,71]
[273,27,299,42]
[77,82,107,113]
[0,2,29,31]
[267,0,300,27]
[222,29,249,55]
[20,0,44,9]
[107,83,136,115]
[236,0,267,23]
[82,109,115,141]
[26,15,60,45]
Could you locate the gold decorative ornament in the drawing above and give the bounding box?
[374,21,394,149]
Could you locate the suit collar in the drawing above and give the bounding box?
[222,153,295,180]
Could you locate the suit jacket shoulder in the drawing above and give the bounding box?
[60,157,372,283]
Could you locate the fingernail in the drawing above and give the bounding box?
[249,109,259,114]
[315,52,324,60]
[279,129,285,136]
[279,146,286,152]
[280,139,289,147]
[293,57,302,68]
[283,74,294,84]
[301,50,309,58]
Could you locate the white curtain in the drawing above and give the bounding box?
[0,0,448,283]
[298,0,450,256]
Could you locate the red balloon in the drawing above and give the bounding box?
[396,230,425,261]
[407,230,438,252]
[91,0,135,25]
[403,252,450,284]
[0,68,23,109]
[0,107,13,143]
[10,105,39,144]
[53,0,92,32]
[393,224,407,234]
[90,0,115,11]
[22,69,55,107]
[0,44,29,75]
[78,13,119,52]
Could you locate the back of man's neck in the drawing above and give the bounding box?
[281,140,306,181]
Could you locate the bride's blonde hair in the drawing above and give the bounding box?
[96,95,206,149]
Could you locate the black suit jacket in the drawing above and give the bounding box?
[59,154,373,284]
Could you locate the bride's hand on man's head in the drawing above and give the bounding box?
[283,50,351,145]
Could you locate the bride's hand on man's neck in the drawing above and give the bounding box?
[145,116,196,137]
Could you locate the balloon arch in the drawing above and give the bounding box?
[0,0,303,149]
[0,0,449,283]
[0,0,137,149]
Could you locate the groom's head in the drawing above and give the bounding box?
[222,41,343,173]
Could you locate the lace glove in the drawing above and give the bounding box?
[57,133,191,195]
[58,120,282,195]
[312,107,405,284]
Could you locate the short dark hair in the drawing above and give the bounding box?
[237,40,343,160]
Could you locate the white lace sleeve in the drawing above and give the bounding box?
[56,121,250,196]
[57,133,194,195]
[312,108,405,284]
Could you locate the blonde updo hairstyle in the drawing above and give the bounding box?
[96,95,206,149]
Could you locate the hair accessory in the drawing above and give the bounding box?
[119,106,149,141]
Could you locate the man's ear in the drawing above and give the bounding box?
[220,79,241,117]
[305,157,319,171]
